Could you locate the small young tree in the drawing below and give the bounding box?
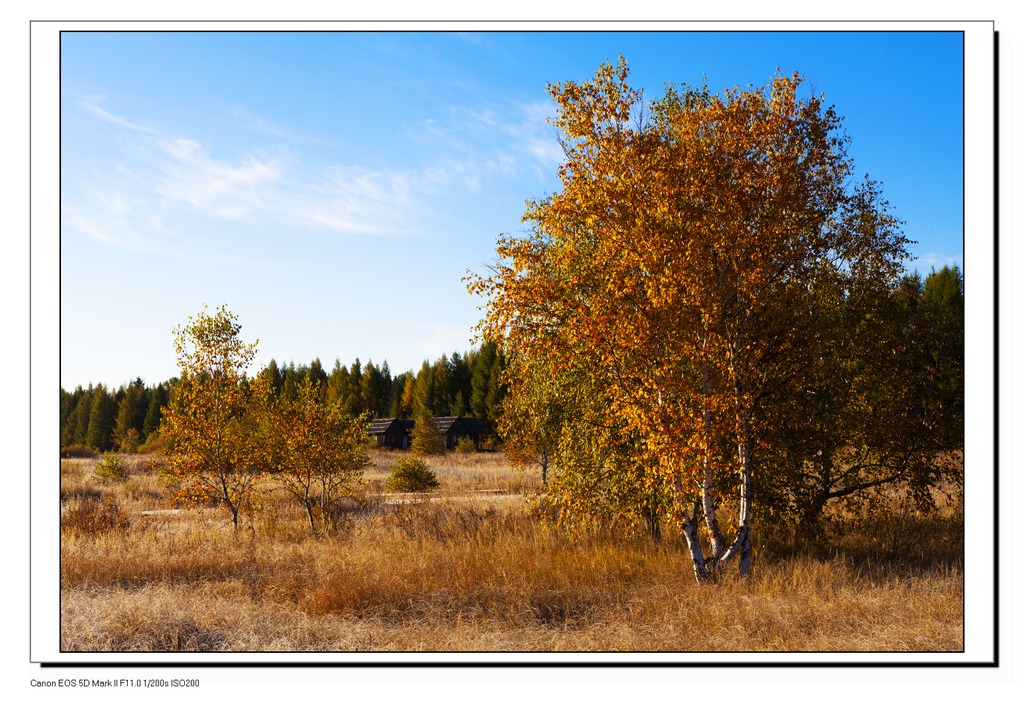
[500,353,563,486]
[410,404,446,456]
[270,379,370,535]
[161,306,265,529]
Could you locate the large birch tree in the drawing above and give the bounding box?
[469,59,910,582]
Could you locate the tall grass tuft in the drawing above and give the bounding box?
[62,495,131,537]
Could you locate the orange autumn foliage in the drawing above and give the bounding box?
[469,58,909,581]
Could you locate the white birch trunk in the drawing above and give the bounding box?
[680,508,712,583]
[699,358,726,565]
[718,416,753,575]
[674,477,712,583]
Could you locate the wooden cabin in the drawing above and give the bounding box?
[433,416,484,450]
[366,418,413,450]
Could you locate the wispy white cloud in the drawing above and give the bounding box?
[518,100,565,171]
[154,138,439,238]
[408,97,561,191]
[282,165,425,236]
[64,93,563,257]
[155,138,283,218]
[232,107,335,146]
[525,136,564,171]
[81,97,159,134]
[64,129,435,253]
[61,190,153,249]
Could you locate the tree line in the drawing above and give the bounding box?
[60,341,506,455]
[60,378,171,454]
[68,306,507,534]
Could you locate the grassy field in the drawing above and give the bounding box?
[59,450,963,653]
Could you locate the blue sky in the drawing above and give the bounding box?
[59,30,964,390]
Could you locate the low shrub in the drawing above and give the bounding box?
[386,457,440,493]
[94,453,128,481]
[454,437,476,454]
[61,445,97,459]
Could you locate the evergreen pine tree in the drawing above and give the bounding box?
[485,348,506,436]
[431,354,453,416]
[920,265,965,449]
[397,373,415,418]
[142,383,168,438]
[113,379,147,451]
[379,361,395,415]
[360,360,385,418]
[85,384,117,451]
[60,387,78,436]
[470,341,497,424]
[282,362,300,400]
[413,361,434,416]
[345,359,364,415]
[450,352,472,416]
[326,359,348,409]
[262,359,284,398]
[72,386,95,446]
[307,358,328,403]
[61,386,89,448]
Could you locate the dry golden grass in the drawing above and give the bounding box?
[60,452,963,653]
[364,448,542,494]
